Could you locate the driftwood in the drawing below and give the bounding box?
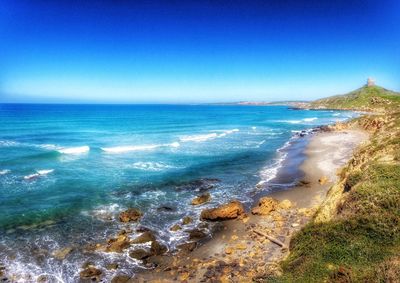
[253,229,287,248]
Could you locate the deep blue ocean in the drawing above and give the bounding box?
[0,104,356,281]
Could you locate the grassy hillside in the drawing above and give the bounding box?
[276,87,400,282]
[310,85,400,112]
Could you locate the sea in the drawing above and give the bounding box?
[0,104,357,282]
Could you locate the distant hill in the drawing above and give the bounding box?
[309,85,400,112]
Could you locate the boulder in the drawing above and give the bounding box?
[105,233,131,253]
[119,208,142,222]
[79,266,102,281]
[177,242,197,253]
[188,229,207,240]
[191,193,211,205]
[131,231,156,244]
[170,224,182,231]
[111,275,131,283]
[182,216,193,225]
[200,200,245,221]
[251,197,279,215]
[150,240,167,255]
[129,249,152,260]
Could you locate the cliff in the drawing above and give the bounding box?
[279,86,400,282]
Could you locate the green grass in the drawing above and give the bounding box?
[278,163,400,282]
[310,85,400,112]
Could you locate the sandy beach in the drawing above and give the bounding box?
[133,127,369,282]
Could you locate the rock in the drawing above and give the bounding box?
[106,263,119,270]
[251,197,279,215]
[79,266,102,281]
[150,240,167,255]
[278,199,293,210]
[37,275,48,282]
[188,229,207,240]
[200,200,245,221]
[318,176,329,185]
[182,216,193,225]
[111,275,131,283]
[105,233,131,253]
[52,247,73,260]
[177,242,197,253]
[191,193,211,205]
[131,231,156,244]
[170,224,182,231]
[129,249,152,260]
[119,208,142,222]
[225,247,233,254]
[291,223,300,228]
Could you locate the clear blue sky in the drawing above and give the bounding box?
[0,0,399,103]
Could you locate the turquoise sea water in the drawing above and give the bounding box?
[0,104,356,281]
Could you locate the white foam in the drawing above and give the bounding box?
[132,162,174,171]
[303,117,318,122]
[57,146,90,154]
[277,120,302,124]
[332,113,341,116]
[169,142,180,148]
[0,169,10,175]
[101,144,160,153]
[24,169,54,180]
[180,129,239,142]
[0,140,19,147]
[252,126,257,130]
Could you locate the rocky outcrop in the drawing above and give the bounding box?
[119,208,142,222]
[191,193,211,205]
[251,197,279,215]
[200,200,245,221]
[52,247,73,260]
[131,231,156,244]
[80,266,102,281]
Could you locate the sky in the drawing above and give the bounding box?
[0,0,399,103]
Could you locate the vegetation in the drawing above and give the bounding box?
[310,85,400,112]
[277,86,400,282]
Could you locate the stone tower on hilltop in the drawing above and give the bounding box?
[367,77,376,87]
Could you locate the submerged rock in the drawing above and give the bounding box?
[191,193,211,205]
[119,208,142,222]
[52,247,73,260]
[251,197,279,215]
[200,200,245,221]
[170,224,182,231]
[79,266,102,281]
[175,178,220,192]
[182,216,193,225]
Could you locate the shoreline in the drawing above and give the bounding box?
[132,125,369,282]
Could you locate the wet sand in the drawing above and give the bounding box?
[134,128,369,282]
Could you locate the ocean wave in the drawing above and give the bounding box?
[101,144,160,153]
[23,169,54,180]
[303,117,318,122]
[101,142,179,154]
[0,140,20,147]
[131,161,175,171]
[57,146,90,154]
[180,129,239,142]
[0,169,10,175]
[332,113,341,116]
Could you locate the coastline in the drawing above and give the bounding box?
[133,125,369,282]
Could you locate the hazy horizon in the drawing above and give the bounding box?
[1,1,399,103]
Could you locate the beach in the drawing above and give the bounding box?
[133,126,369,282]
